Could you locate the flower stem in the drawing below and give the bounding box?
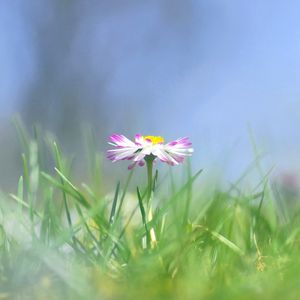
[145,154,157,248]
[146,155,154,205]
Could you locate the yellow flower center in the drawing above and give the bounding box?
[143,135,165,144]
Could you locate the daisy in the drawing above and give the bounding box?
[107,134,194,169]
[107,133,194,249]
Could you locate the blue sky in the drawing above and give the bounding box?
[1,1,300,181]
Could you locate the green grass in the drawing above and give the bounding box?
[1,123,300,299]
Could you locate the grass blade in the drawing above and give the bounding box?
[109,181,120,225]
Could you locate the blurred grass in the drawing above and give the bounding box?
[0,123,300,299]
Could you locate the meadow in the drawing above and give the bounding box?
[1,122,300,300]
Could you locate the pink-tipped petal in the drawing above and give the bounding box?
[135,134,144,145]
[107,134,193,169]
[107,134,144,165]
[133,151,146,162]
[162,137,193,166]
[138,160,145,167]
[107,145,140,162]
[109,134,137,148]
[167,137,193,148]
[128,159,145,169]
[153,148,179,166]
[128,162,137,170]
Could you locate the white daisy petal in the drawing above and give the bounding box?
[107,134,194,169]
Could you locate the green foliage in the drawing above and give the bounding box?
[0,125,300,299]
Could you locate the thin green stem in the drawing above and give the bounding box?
[145,155,157,248]
[146,155,154,206]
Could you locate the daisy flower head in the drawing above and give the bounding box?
[107,134,194,169]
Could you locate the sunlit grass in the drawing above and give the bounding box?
[1,120,300,299]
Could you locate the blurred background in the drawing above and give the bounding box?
[1,0,300,190]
